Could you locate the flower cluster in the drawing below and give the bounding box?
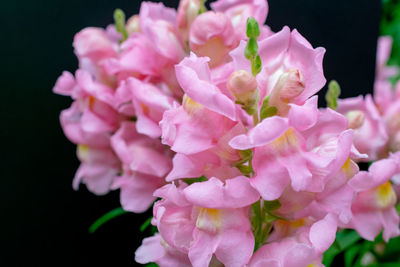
[54,0,400,266]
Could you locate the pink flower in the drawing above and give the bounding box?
[175,52,237,120]
[135,234,192,267]
[55,70,120,148]
[177,0,201,42]
[376,36,399,82]
[111,122,171,178]
[111,168,164,213]
[337,95,388,161]
[230,99,356,199]
[160,94,239,155]
[104,2,186,97]
[347,157,400,241]
[73,27,118,87]
[73,27,117,64]
[115,78,178,138]
[230,26,326,115]
[248,235,324,267]
[73,145,120,195]
[190,12,238,68]
[152,178,257,267]
[211,0,269,40]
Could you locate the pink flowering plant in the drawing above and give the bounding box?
[54,0,400,266]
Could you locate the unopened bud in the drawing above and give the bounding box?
[177,0,200,34]
[126,15,140,35]
[277,69,305,101]
[227,70,257,102]
[346,110,365,129]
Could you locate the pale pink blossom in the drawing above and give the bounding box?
[135,234,192,267]
[230,26,326,115]
[115,78,178,138]
[347,158,400,241]
[211,0,269,40]
[73,145,120,195]
[190,11,239,68]
[230,99,356,199]
[337,95,388,161]
[153,179,256,267]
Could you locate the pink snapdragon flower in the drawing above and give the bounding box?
[104,2,186,97]
[230,26,326,115]
[337,95,388,161]
[347,157,400,241]
[135,234,192,267]
[148,178,258,267]
[211,0,269,40]
[115,77,178,138]
[109,122,171,211]
[230,101,356,199]
[190,11,239,68]
[54,70,120,148]
[375,36,398,82]
[73,145,120,195]
[248,235,323,267]
[73,27,119,87]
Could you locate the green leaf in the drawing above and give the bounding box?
[335,230,362,251]
[260,96,277,121]
[246,17,260,38]
[145,263,159,267]
[89,207,127,234]
[140,217,152,232]
[238,149,253,161]
[323,230,362,266]
[323,245,340,267]
[236,163,254,176]
[114,8,128,41]
[263,200,281,211]
[325,80,341,110]
[345,244,362,267]
[184,176,207,185]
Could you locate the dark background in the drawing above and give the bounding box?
[1,0,381,266]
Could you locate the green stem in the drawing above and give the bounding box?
[89,207,127,233]
[253,112,259,126]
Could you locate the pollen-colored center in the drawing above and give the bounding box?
[376,181,397,209]
[196,208,222,233]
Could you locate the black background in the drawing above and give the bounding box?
[1,0,381,266]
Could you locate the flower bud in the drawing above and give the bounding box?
[126,15,140,35]
[177,0,200,41]
[227,70,257,103]
[277,69,305,101]
[268,69,305,116]
[190,12,238,68]
[345,110,365,129]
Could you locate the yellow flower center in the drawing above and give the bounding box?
[376,181,397,209]
[269,128,299,156]
[196,208,222,233]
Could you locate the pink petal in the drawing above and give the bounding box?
[229,116,288,150]
[175,53,236,120]
[184,176,260,208]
